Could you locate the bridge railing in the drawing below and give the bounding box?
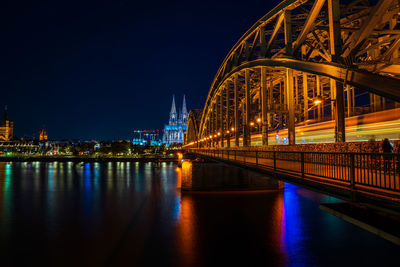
[186,149,400,200]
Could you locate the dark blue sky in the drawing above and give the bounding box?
[0,0,277,140]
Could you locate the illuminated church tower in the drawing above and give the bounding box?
[181,95,188,125]
[0,106,13,141]
[40,127,48,141]
[163,95,188,145]
[169,95,178,125]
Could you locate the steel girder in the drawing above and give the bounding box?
[214,58,400,102]
[198,0,400,139]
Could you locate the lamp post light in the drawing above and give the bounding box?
[256,117,262,133]
[249,121,259,134]
[313,98,322,105]
[306,96,324,112]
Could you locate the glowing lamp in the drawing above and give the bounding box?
[250,122,255,126]
[257,118,261,123]
[231,127,235,131]
[177,153,183,161]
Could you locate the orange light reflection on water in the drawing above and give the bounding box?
[181,161,192,189]
[176,194,197,266]
[175,167,181,189]
[176,161,197,266]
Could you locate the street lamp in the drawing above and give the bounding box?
[313,98,322,105]
[256,117,262,133]
[305,97,324,112]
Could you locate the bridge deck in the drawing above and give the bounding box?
[188,149,400,206]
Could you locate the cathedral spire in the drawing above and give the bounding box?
[170,95,177,114]
[182,95,188,124]
[182,95,187,116]
[169,95,177,125]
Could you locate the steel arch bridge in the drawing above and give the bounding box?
[186,0,400,148]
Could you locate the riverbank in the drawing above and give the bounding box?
[0,156,177,162]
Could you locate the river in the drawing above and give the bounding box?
[0,161,398,266]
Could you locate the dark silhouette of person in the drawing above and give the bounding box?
[382,138,393,153]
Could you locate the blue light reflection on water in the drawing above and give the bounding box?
[5,163,11,191]
[281,183,316,266]
[172,195,181,223]
[84,163,91,192]
[48,163,54,190]
[46,163,57,232]
[93,162,100,189]
[278,182,400,266]
[1,163,12,231]
[82,163,94,221]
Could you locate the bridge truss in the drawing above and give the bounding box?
[186,0,400,148]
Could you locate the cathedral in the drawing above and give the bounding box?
[163,95,188,145]
[0,106,13,142]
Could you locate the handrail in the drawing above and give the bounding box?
[186,148,400,201]
[188,148,400,156]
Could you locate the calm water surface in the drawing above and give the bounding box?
[0,161,398,266]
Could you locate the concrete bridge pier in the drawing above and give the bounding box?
[179,159,283,191]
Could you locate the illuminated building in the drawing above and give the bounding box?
[163,95,188,145]
[39,127,48,141]
[132,129,161,146]
[132,138,147,146]
[0,106,13,142]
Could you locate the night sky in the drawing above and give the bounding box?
[0,0,277,140]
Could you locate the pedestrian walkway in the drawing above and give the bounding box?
[189,149,400,202]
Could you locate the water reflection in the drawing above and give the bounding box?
[47,163,55,225]
[0,163,12,235]
[175,171,399,266]
[281,183,311,265]
[0,162,397,266]
[177,195,197,266]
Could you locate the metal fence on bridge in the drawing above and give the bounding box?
[187,149,400,200]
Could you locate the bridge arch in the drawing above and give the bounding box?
[185,109,202,146]
[186,0,400,148]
